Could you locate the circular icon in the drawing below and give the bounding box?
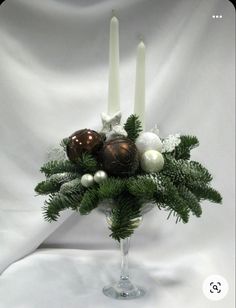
[202,275,229,301]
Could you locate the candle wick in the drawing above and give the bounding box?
[112,9,116,17]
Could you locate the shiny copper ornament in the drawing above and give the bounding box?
[66,129,103,162]
[99,137,139,176]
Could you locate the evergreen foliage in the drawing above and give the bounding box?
[35,116,222,241]
[124,114,142,141]
[43,191,82,221]
[109,194,141,241]
[76,153,99,174]
[35,172,78,195]
[41,160,78,177]
[98,178,126,200]
[60,138,69,150]
[79,187,99,215]
[173,135,199,160]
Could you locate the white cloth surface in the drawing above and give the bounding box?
[0,0,235,307]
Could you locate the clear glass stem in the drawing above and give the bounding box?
[120,237,130,280]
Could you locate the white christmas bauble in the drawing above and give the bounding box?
[141,150,164,173]
[81,174,94,187]
[94,170,108,184]
[135,132,162,155]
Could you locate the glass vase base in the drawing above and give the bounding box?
[103,278,145,300]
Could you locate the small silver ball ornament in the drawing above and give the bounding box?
[135,132,162,155]
[141,150,164,173]
[81,174,94,187]
[94,170,108,184]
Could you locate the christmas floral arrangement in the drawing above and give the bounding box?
[35,113,222,241]
[35,16,222,243]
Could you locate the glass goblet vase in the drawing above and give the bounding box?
[99,202,154,300]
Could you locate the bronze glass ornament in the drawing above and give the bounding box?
[67,129,103,162]
[99,137,139,176]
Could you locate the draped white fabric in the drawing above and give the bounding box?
[0,0,235,307]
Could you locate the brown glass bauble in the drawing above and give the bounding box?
[66,129,103,162]
[99,137,139,176]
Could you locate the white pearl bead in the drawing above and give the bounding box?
[135,132,162,155]
[81,174,94,187]
[94,170,108,184]
[141,150,164,173]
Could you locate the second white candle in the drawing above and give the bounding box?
[134,41,146,130]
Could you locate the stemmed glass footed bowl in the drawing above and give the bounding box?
[98,201,154,300]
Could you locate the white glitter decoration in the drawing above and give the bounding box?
[47,146,67,161]
[162,134,181,153]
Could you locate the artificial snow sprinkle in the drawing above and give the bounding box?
[162,134,181,153]
[47,147,67,161]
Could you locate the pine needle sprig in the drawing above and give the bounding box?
[162,156,212,185]
[98,177,126,200]
[124,114,142,141]
[173,135,199,160]
[59,178,83,195]
[35,172,78,195]
[109,194,141,241]
[40,160,78,177]
[60,138,69,150]
[127,176,157,200]
[178,185,202,217]
[156,176,190,223]
[43,191,83,221]
[76,153,99,174]
[79,187,99,215]
[187,183,222,204]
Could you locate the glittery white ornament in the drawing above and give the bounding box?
[141,150,164,173]
[136,132,162,155]
[162,134,181,153]
[81,174,94,187]
[94,170,108,184]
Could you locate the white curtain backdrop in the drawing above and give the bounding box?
[0,0,235,307]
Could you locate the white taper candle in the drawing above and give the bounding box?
[108,16,120,115]
[134,41,146,130]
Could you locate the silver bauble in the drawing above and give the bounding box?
[141,150,164,173]
[135,132,162,155]
[81,174,94,187]
[94,170,108,184]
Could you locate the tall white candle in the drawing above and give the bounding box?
[108,16,120,115]
[134,41,146,130]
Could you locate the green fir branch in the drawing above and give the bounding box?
[43,191,83,222]
[109,194,141,241]
[162,156,212,185]
[124,114,142,141]
[35,172,78,195]
[127,176,157,200]
[60,138,69,150]
[155,176,190,223]
[59,178,83,195]
[178,185,202,217]
[79,187,99,215]
[187,183,222,204]
[76,153,99,174]
[173,135,199,160]
[98,178,126,200]
[40,160,78,177]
